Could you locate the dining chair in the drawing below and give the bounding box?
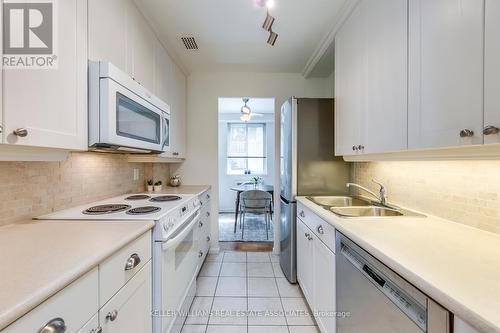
[238,190,272,240]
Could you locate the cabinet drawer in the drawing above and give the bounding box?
[3,268,98,333]
[297,202,336,253]
[100,261,152,333]
[99,232,151,306]
[200,191,211,209]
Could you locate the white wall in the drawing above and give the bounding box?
[218,113,275,212]
[171,71,334,253]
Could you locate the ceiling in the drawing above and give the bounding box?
[136,0,346,74]
[219,98,275,114]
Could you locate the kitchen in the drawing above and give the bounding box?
[0,0,499,333]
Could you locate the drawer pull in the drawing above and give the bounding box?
[38,318,66,333]
[91,328,103,333]
[206,236,211,242]
[299,211,305,218]
[305,232,313,241]
[206,194,210,199]
[124,253,141,271]
[199,221,204,228]
[206,212,210,217]
[106,310,118,322]
[317,225,325,235]
[198,251,204,258]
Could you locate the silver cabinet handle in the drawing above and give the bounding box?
[0,125,3,134]
[317,225,324,235]
[352,145,357,151]
[13,128,28,137]
[483,126,500,135]
[206,212,210,217]
[206,194,211,199]
[106,310,118,322]
[357,145,364,150]
[172,152,179,156]
[199,221,204,228]
[460,129,474,137]
[124,253,141,271]
[38,318,66,333]
[299,211,305,218]
[206,236,211,242]
[304,233,313,241]
[198,251,203,258]
[91,328,103,333]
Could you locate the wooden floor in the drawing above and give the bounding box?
[219,241,273,252]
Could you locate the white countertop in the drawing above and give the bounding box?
[0,220,154,331]
[297,196,500,333]
[147,185,211,195]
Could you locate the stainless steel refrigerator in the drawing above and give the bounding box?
[279,97,350,283]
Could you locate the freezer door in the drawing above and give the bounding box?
[279,197,297,283]
[280,98,296,200]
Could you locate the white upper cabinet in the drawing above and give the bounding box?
[484,0,500,144]
[408,0,484,149]
[88,0,128,72]
[335,0,407,155]
[154,40,172,104]
[361,0,407,154]
[2,0,87,150]
[335,3,362,156]
[127,3,155,91]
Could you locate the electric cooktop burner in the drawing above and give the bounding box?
[125,195,151,200]
[83,204,131,215]
[150,195,182,202]
[126,206,161,215]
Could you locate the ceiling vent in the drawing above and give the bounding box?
[180,36,198,50]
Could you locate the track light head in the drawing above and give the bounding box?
[267,31,278,46]
[262,12,275,31]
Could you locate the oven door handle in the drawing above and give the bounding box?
[161,209,201,251]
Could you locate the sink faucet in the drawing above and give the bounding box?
[347,180,387,205]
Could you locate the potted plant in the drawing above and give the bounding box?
[147,179,154,192]
[252,176,262,188]
[154,180,163,192]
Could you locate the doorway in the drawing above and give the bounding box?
[217,97,276,244]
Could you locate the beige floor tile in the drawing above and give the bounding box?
[248,262,274,277]
[248,326,288,333]
[215,277,247,297]
[199,262,222,277]
[248,277,279,297]
[185,297,213,325]
[282,297,315,326]
[206,252,225,262]
[196,277,218,296]
[206,326,247,333]
[224,251,247,262]
[220,262,247,277]
[248,297,286,326]
[209,297,247,325]
[181,325,206,333]
[276,278,303,297]
[270,253,280,263]
[247,252,271,263]
[272,262,285,278]
[288,326,320,333]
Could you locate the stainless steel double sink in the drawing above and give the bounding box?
[306,196,425,218]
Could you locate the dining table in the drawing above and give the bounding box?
[230,184,274,232]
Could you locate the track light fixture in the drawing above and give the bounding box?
[267,30,278,46]
[262,12,275,31]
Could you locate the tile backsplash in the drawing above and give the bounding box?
[0,152,170,226]
[352,161,500,234]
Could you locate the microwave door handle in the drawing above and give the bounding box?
[161,210,200,251]
[161,116,168,150]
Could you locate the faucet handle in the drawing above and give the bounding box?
[372,179,387,203]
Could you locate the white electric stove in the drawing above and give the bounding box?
[37,193,203,333]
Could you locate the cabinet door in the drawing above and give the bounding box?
[361,0,407,154]
[296,219,314,304]
[3,0,87,150]
[154,40,172,104]
[484,0,500,144]
[335,3,363,156]
[88,0,128,72]
[100,261,152,333]
[313,237,336,333]
[408,0,484,149]
[127,2,155,92]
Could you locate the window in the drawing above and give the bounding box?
[227,123,266,175]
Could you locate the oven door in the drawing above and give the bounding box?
[99,78,165,152]
[158,209,200,333]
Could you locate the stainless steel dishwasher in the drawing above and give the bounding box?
[336,232,451,333]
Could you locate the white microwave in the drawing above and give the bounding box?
[88,61,170,153]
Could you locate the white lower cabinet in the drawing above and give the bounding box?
[297,214,336,333]
[100,261,152,333]
[196,190,212,271]
[297,218,314,303]
[77,314,99,333]
[312,233,336,333]
[2,268,99,333]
